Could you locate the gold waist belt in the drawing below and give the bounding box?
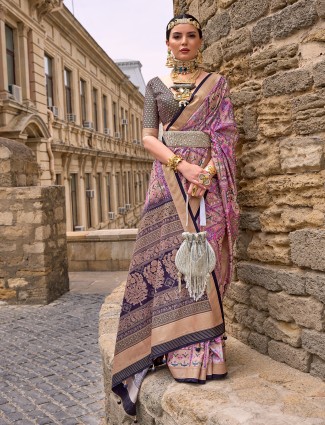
[163,131,210,147]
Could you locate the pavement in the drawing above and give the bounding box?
[0,271,128,425]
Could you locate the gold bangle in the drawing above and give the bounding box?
[204,164,217,177]
[166,154,183,171]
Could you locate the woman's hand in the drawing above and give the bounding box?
[176,161,210,197]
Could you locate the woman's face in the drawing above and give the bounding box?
[166,24,202,62]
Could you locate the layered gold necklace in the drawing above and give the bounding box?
[170,59,201,107]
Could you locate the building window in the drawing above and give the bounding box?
[92,88,98,131]
[97,173,102,222]
[5,25,15,87]
[136,117,140,141]
[106,174,112,212]
[102,95,108,131]
[85,173,92,229]
[64,68,72,114]
[55,174,62,185]
[80,79,87,123]
[70,174,78,229]
[44,55,54,107]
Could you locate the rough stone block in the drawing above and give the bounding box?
[312,61,325,87]
[290,229,325,272]
[272,0,318,39]
[239,211,261,231]
[238,178,271,208]
[302,329,325,361]
[251,16,272,46]
[230,0,270,29]
[230,81,261,107]
[204,11,231,45]
[280,137,324,173]
[242,107,258,141]
[198,0,218,23]
[236,261,282,291]
[234,229,253,261]
[263,70,313,97]
[17,211,43,224]
[0,212,13,225]
[310,355,325,379]
[248,331,269,354]
[247,233,291,265]
[292,89,325,135]
[268,340,311,372]
[234,304,268,334]
[221,57,251,87]
[217,0,237,7]
[316,0,325,17]
[7,278,29,289]
[241,140,280,179]
[202,42,223,70]
[226,280,251,304]
[260,205,324,234]
[23,242,46,255]
[250,44,299,78]
[268,291,324,331]
[250,286,269,311]
[226,322,250,343]
[305,271,325,303]
[264,317,302,347]
[221,28,252,61]
[258,97,292,138]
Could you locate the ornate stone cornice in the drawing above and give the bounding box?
[31,0,63,21]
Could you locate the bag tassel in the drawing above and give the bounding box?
[175,196,216,301]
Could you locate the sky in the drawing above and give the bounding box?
[64,0,174,83]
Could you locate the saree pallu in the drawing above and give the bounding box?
[112,74,239,416]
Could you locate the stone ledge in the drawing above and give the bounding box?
[99,283,325,425]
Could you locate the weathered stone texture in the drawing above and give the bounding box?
[258,98,292,138]
[280,137,324,173]
[290,229,325,272]
[272,0,318,39]
[264,317,302,347]
[175,0,325,380]
[305,271,325,303]
[247,233,291,265]
[313,61,325,87]
[221,28,252,61]
[263,70,313,97]
[268,292,324,331]
[250,44,299,78]
[292,89,325,135]
[268,340,311,372]
[230,0,270,29]
[204,11,231,45]
[316,0,325,17]
[302,330,325,361]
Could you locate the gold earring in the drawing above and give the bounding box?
[166,48,174,68]
[197,50,203,65]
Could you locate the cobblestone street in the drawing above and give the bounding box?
[0,271,127,425]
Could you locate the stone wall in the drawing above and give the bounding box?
[173,0,325,378]
[0,138,69,304]
[67,229,137,271]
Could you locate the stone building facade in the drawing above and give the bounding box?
[174,0,325,379]
[0,0,152,232]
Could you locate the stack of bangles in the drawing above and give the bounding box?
[166,154,183,171]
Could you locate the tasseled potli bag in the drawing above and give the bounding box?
[175,195,216,301]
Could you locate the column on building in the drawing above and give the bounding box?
[101,159,109,222]
[62,153,72,231]
[0,5,8,97]
[77,155,87,228]
[91,155,99,227]
[17,22,31,103]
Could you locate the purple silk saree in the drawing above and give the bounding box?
[112,74,239,416]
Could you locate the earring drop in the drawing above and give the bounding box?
[166,48,174,68]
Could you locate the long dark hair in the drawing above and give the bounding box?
[166,14,202,40]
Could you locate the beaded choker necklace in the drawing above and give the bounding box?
[172,58,199,75]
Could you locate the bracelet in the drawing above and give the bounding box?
[166,154,183,171]
[204,164,217,177]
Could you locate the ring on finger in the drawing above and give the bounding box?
[198,173,211,187]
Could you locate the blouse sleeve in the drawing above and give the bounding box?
[142,80,159,129]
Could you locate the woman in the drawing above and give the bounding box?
[112,14,239,418]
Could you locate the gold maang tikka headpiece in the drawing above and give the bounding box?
[167,17,201,31]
